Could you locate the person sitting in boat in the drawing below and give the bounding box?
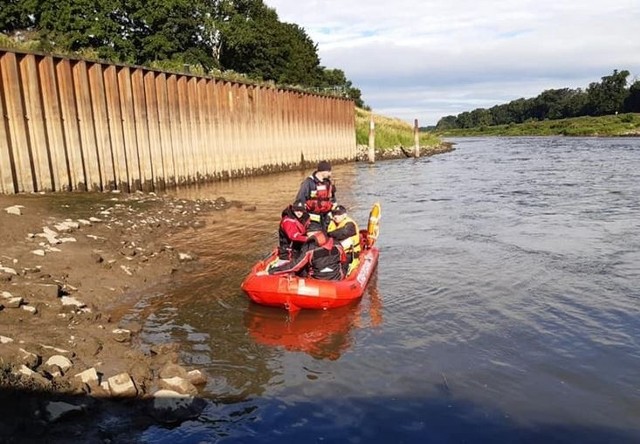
[327,205,361,275]
[258,231,346,280]
[274,200,310,266]
[295,160,336,233]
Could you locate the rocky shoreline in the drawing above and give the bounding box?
[355,142,455,162]
[0,192,242,440]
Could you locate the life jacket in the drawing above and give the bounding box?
[308,236,346,280]
[327,216,361,256]
[277,206,309,260]
[305,176,334,215]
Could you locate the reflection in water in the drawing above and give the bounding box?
[245,304,357,361]
[243,272,383,361]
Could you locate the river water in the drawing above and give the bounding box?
[131,137,640,443]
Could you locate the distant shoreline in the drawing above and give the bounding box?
[434,113,640,138]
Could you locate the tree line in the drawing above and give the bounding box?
[436,70,640,130]
[0,0,366,107]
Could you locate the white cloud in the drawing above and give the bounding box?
[264,0,640,125]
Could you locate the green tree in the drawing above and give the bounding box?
[469,108,493,127]
[217,1,322,84]
[623,79,640,112]
[318,68,365,107]
[0,0,36,32]
[585,69,630,116]
[435,115,458,130]
[26,0,135,61]
[125,0,216,68]
[456,111,473,128]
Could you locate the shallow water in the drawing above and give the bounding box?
[129,137,640,443]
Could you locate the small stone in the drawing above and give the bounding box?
[178,253,193,262]
[37,228,61,245]
[18,365,36,377]
[31,249,46,256]
[4,297,23,308]
[0,335,14,344]
[45,355,72,372]
[22,305,38,314]
[19,348,40,369]
[60,296,86,308]
[57,221,78,231]
[159,376,198,395]
[17,365,51,388]
[187,369,208,386]
[74,367,99,385]
[107,373,138,397]
[112,328,132,343]
[5,205,23,215]
[25,283,60,299]
[0,266,17,275]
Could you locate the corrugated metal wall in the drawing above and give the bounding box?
[0,49,356,194]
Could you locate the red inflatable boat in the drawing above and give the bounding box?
[241,203,381,311]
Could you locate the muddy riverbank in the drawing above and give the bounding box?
[0,191,246,441]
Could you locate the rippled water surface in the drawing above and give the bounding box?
[133,137,640,443]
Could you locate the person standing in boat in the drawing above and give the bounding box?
[295,160,336,233]
[259,231,346,280]
[327,205,361,275]
[274,200,310,266]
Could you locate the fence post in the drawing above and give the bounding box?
[414,119,420,158]
[368,112,375,163]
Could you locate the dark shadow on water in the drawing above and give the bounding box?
[0,386,206,444]
[3,386,640,444]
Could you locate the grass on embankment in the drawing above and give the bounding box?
[435,113,640,137]
[355,108,440,149]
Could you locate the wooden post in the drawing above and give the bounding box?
[368,112,375,163]
[414,119,420,158]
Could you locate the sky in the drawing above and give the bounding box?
[263,0,640,126]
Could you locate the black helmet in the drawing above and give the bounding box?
[332,205,347,215]
[317,160,332,172]
[292,200,306,212]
